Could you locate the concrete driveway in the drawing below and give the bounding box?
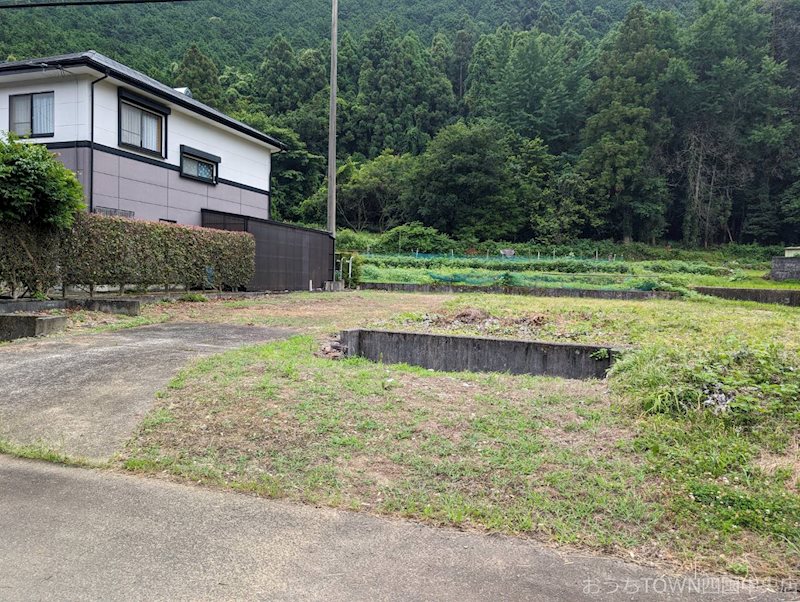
[0,456,788,602]
[0,323,290,460]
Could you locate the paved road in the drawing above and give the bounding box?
[0,323,290,459]
[0,456,789,601]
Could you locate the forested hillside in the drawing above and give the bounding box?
[2,0,799,245]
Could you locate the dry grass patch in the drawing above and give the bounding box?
[122,336,658,554]
[137,291,453,334]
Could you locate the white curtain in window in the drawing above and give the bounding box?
[120,102,141,146]
[183,156,199,177]
[141,111,160,152]
[32,93,54,135]
[10,96,31,135]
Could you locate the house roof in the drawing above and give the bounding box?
[0,50,286,151]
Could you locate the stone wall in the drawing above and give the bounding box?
[770,257,800,281]
[694,287,800,306]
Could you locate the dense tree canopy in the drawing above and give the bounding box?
[2,0,800,245]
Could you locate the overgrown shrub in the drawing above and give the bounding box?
[612,343,800,427]
[335,251,364,287]
[335,229,379,252]
[0,137,85,297]
[373,223,458,254]
[0,137,84,229]
[178,293,209,302]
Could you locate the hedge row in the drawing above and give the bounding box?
[362,254,634,274]
[360,254,736,277]
[0,213,255,297]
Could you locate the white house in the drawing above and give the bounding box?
[0,50,285,225]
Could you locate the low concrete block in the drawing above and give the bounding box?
[0,298,140,316]
[340,329,621,380]
[770,257,800,281]
[694,287,800,306]
[359,282,678,301]
[0,315,68,341]
[67,299,141,316]
[0,299,67,313]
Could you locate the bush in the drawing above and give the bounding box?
[335,229,380,252]
[0,137,85,296]
[373,223,458,254]
[178,293,209,302]
[0,137,85,229]
[335,251,364,287]
[612,343,800,427]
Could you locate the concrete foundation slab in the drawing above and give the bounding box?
[0,315,68,341]
[341,329,621,380]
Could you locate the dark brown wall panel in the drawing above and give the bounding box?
[202,209,334,291]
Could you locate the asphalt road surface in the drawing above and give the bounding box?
[0,456,789,602]
[0,323,290,459]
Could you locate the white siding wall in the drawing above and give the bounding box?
[0,74,91,142]
[92,79,272,191]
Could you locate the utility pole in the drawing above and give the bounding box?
[326,0,338,237]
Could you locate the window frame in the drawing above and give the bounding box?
[9,91,55,139]
[180,145,221,185]
[117,89,170,159]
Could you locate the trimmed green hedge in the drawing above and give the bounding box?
[0,224,63,297]
[0,213,255,297]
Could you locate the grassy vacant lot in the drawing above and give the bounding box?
[363,264,800,292]
[112,291,800,579]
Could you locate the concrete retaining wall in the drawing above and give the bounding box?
[340,329,621,380]
[69,299,141,316]
[0,300,67,313]
[0,315,68,341]
[0,298,140,316]
[359,282,678,301]
[694,287,800,306]
[770,257,800,281]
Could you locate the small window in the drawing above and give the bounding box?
[180,146,220,184]
[120,100,163,155]
[9,92,54,137]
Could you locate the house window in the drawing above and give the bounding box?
[120,101,163,155]
[9,92,54,137]
[180,145,220,184]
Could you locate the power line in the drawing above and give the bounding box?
[0,0,199,8]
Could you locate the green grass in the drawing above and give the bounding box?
[177,293,209,303]
[0,437,105,468]
[122,311,800,576]
[360,256,800,291]
[124,336,659,548]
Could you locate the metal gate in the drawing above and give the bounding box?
[202,209,335,291]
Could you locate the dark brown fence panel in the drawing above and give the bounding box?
[202,210,334,291]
